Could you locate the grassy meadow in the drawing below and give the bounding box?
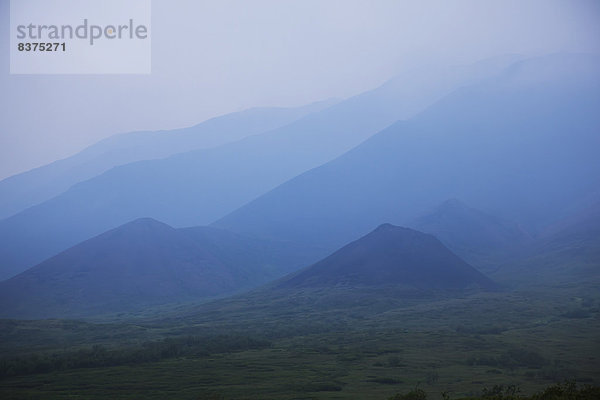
[0,279,598,399]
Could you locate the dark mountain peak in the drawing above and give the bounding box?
[372,222,413,235]
[127,217,170,226]
[373,223,425,233]
[0,219,317,319]
[365,224,439,249]
[375,222,395,230]
[116,217,174,231]
[99,217,176,240]
[278,224,495,291]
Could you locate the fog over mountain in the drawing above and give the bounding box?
[0,99,337,220]
[215,54,600,252]
[1,2,599,398]
[410,199,532,272]
[492,199,600,285]
[0,56,521,279]
[4,1,597,182]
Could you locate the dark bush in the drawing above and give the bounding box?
[388,388,427,400]
[481,384,521,400]
[369,377,402,384]
[561,309,590,319]
[467,348,547,369]
[531,381,600,400]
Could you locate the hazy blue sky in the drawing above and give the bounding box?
[1,0,599,180]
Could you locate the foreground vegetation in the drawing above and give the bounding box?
[0,335,270,377]
[389,382,600,400]
[0,281,598,399]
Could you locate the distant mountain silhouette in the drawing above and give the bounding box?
[216,54,600,253]
[0,56,521,279]
[0,100,336,221]
[493,200,600,285]
[0,218,318,319]
[539,197,600,242]
[278,224,496,291]
[410,199,532,270]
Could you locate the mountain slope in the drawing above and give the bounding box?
[0,218,318,319]
[0,100,336,221]
[492,200,600,285]
[278,223,495,290]
[215,54,600,253]
[410,199,532,271]
[0,57,520,279]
